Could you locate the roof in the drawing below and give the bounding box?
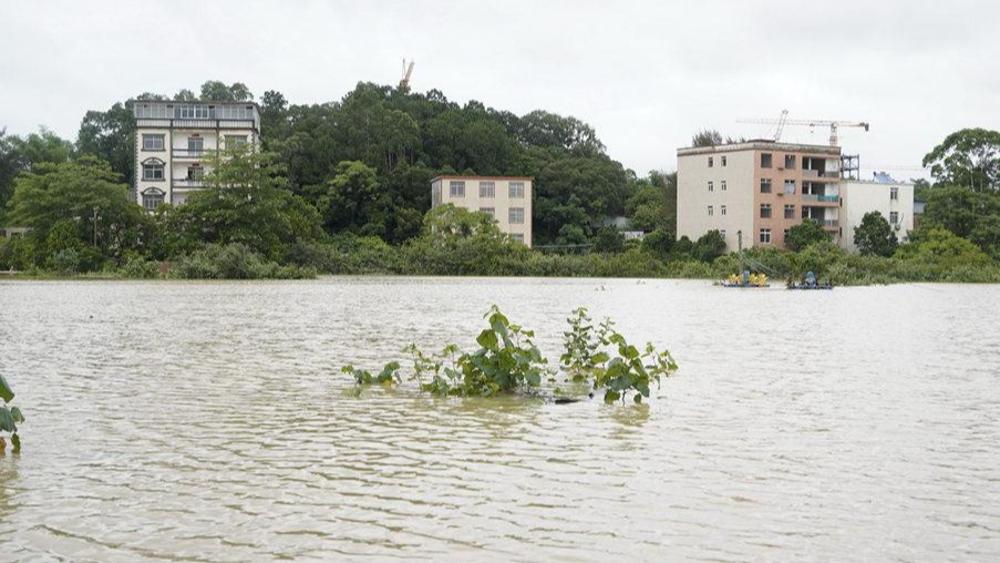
[677,140,841,156]
[431,175,534,182]
[134,99,260,108]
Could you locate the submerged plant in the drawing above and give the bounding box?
[0,374,25,453]
[341,361,401,386]
[341,305,678,405]
[560,307,613,381]
[561,307,678,403]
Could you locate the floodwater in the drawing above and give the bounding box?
[0,277,998,561]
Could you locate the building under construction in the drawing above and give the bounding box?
[675,116,913,251]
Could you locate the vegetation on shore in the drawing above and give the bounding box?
[343,306,678,404]
[1,80,999,284]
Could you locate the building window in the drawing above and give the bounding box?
[142,189,164,211]
[721,156,727,167]
[187,165,204,180]
[479,181,495,198]
[707,205,714,216]
[708,181,714,192]
[720,229,726,237]
[784,180,796,194]
[760,178,772,193]
[760,228,771,244]
[188,136,204,153]
[760,203,772,218]
[142,134,164,151]
[721,180,727,191]
[509,182,525,198]
[708,156,714,168]
[783,229,790,239]
[890,187,899,200]
[890,211,899,224]
[761,153,772,168]
[479,207,495,217]
[784,204,795,219]
[177,105,210,119]
[510,233,525,244]
[720,205,727,216]
[142,161,164,181]
[449,181,465,197]
[509,207,525,224]
[784,154,796,169]
[225,135,248,148]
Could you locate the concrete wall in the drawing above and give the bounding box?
[840,181,914,251]
[676,148,755,251]
[432,176,533,247]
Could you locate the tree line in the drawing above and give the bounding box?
[0,80,998,280]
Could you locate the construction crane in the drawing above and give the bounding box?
[737,114,870,146]
[399,58,415,91]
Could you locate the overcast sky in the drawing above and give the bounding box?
[2,0,998,179]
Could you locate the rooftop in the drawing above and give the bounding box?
[677,140,841,156]
[431,175,534,182]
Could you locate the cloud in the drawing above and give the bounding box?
[0,0,997,179]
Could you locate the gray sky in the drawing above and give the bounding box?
[2,0,998,180]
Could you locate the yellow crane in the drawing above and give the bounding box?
[399,58,415,91]
[738,113,870,146]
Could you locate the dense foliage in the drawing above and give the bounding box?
[853,211,898,257]
[1,79,999,283]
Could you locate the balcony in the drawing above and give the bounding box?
[172,148,212,159]
[173,178,206,188]
[802,194,840,205]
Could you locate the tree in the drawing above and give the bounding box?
[691,129,723,147]
[159,146,322,259]
[640,228,673,258]
[421,203,504,243]
[922,185,999,238]
[77,102,134,186]
[318,160,382,234]
[785,219,831,251]
[1,127,75,216]
[199,80,253,101]
[174,89,197,101]
[592,226,625,253]
[895,226,992,269]
[853,211,898,257]
[6,156,152,267]
[922,128,1000,191]
[693,230,726,262]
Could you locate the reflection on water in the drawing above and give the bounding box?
[0,277,999,561]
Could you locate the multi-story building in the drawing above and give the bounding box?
[133,100,260,210]
[430,175,533,246]
[840,178,914,251]
[677,141,844,249]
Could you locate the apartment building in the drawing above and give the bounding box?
[677,141,843,250]
[430,176,533,246]
[840,179,914,251]
[133,100,260,210]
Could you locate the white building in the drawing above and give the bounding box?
[840,179,914,251]
[133,100,260,210]
[430,175,533,246]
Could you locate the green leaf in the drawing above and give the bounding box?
[476,328,498,350]
[10,407,24,423]
[0,374,13,403]
[0,407,14,433]
[604,390,620,403]
[591,352,610,364]
[633,393,643,404]
[11,432,20,452]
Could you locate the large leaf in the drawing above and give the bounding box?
[0,374,13,403]
[0,406,15,433]
[476,328,498,350]
[10,406,24,423]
